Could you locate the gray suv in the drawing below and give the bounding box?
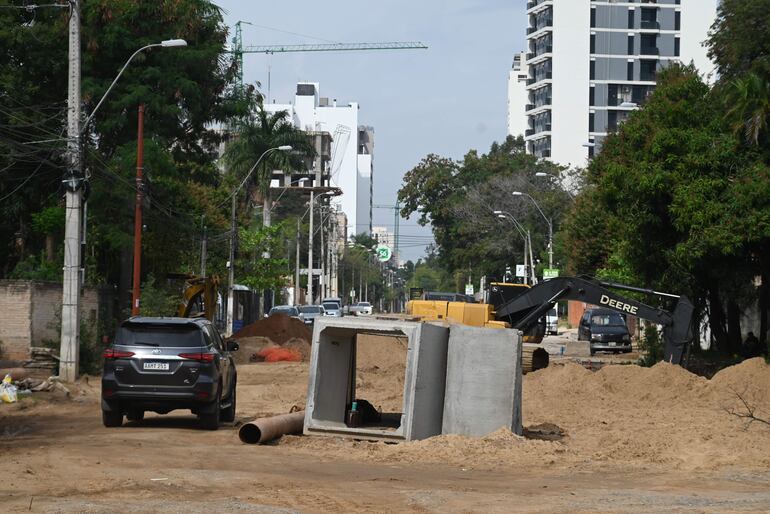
[101,317,238,430]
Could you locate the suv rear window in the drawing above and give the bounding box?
[322,302,338,310]
[299,305,322,314]
[116,325,204,348]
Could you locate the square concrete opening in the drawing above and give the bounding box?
[304,318,449,442]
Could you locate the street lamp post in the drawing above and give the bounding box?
[494,210,535,285]
[60,35,187,381]
[512,191,553,269]
[225,145,293,336]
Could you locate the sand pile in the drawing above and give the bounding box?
[233,314,311,344]
[522,358,770,470]
[354,334,408,413]
[232,314,312,364]
[276,358,770,472]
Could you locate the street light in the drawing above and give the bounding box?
[225,145,293,336]
[60,37,188,381]
[84,39,188,129]
[511,191,553,270]
[494,210,535,285]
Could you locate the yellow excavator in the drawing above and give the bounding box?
[170,273,220,321]
[406,281,549,373]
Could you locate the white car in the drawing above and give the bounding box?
[350,301,373,316]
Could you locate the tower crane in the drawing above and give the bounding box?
[230,21,428,92]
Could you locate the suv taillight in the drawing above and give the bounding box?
[178,352,216,363]
[103,349,135,359]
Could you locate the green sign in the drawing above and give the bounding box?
[376,245,393,262]
[543,268,560,280]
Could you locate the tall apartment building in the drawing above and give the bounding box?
[507,53,529,138]
[516,0,718,167]
[265,82,374,238]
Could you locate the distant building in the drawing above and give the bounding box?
[507,52,529,138]
[264,83,374,238]
[518,0,718,168]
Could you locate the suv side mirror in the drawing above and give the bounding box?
[226,339,239,352]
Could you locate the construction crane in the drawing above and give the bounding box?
[231,21,428,92]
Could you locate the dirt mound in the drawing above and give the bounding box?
[233,313,311,345]
[521,360,770,471]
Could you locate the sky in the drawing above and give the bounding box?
[214,1,528,261]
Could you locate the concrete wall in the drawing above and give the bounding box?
[0,280,103,361]
[442,325,523,436]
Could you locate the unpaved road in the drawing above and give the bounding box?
[3,360,770,513]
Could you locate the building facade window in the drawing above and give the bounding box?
[589,112,595,133]
[590,59,596,80]
[675,11,681,31]
[674,37,680,57]
[627,60,634,80]
[589,86,595,106]
[591,7,596,28]
[628,35,634,55]
[628,8,635,29]
[590,34,596,54]
[641,7,658,29]
[640,59,657,81]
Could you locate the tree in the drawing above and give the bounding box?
[398,136,569,286]
[223,105,313,227]
[572,63,770,356]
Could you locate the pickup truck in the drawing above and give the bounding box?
[349,301,373,316]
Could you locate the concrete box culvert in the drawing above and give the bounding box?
[303,317,449,442]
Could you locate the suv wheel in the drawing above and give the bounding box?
[102,406,123,428]
[126,408,145,422]
[199,389,221,431]
[220,377,237,423]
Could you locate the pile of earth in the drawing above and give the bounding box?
[277,357,770,472]
[231,314,312,364]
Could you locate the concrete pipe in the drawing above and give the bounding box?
[239,411,305,444]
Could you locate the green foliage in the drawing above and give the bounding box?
[139,274,179,317]
[398,136,570,283]
[10,253,62,282]
[236,224,290,292]
[638,324,663,367]
[31,206,65,235]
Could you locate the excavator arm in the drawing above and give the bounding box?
[494,276,694,364]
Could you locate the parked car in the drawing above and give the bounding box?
[101,317,238,430]
[298,304,325,326]
[349,301,373,316]
[577,308,632,355]
[268,305,300,318]
[545,307,558,335]
[322,301,343,317]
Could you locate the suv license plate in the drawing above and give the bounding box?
[143,362,169,371]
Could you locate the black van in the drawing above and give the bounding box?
[577,308,632,355]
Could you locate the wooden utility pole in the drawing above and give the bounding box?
[131,105,145,315]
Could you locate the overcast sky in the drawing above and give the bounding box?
[214,1,528,260]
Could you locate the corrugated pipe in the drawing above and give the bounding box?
[238,411,305,444]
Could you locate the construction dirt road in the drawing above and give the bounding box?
[2,337,770,513]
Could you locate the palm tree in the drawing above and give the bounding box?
[724,72,770,146]
[224,105,314,226]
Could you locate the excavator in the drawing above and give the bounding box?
[495,276,694,364]
[170,273,220,321]
[407,276,695,369]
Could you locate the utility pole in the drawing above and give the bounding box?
[226,195,237,336]
[131,104,145,316]
[306,190,314,305]
[295,218,301,305]
[319,208,325,298]
[200,221,207,278]
[60,0,82,382]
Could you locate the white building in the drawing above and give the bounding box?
[507,52,529,138]
[264,82,373,238]
[515,0,718,168]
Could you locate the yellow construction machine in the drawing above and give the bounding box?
[171,273,220,321]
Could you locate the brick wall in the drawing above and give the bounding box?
[0,281,33,360]
[0,280,104,361]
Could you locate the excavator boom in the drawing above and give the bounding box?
[494,277,694,364]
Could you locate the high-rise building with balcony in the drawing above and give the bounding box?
[518,0,718,168]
